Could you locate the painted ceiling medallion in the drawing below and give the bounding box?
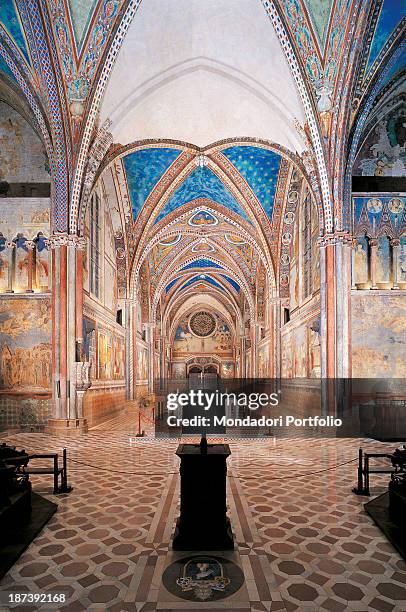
[284,212,295,225]
[282,232,292,245]
[159,235,182,246]
[188,210,219,227]
[224,234,246,245]
[281,253,290,266]
[189,311,217,337]
[288,190,299,203]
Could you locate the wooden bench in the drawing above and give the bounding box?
[24,449,71,494]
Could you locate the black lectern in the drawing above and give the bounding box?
[172,441,234,550]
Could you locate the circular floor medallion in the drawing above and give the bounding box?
[162,554,244,601]
[189,311,216,337]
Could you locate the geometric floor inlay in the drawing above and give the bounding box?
[1,405,406,611]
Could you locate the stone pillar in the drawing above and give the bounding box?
[145,323,155,393]
[124,298,135,400]
[369,238,378,289]
[318,233,352,411]
[46,235,88,435]
[391,239,400,290]
[335,239,352,379]
[159,336,166,381]
[240,335,247,378]
[269,297,282,379]
[25,240,35,293]
[132,300,138,396]
[251,322,258,378]
[67,242,76,418]
[351,239,357,290]
[75,245,84,357]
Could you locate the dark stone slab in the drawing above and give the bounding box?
[364,492,406,561]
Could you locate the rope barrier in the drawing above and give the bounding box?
[66,456,358,479]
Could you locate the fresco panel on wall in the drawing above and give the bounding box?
[0,298,51,392]
[352,294,406,377]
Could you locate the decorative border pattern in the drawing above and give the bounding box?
[69,0,143,233]
[261,0,333,232]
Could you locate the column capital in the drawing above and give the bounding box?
[369,238,378,248]
[317,232,353,247]
[25,240,36,250]
[390,238,400,247]
[5,240,16,249]
[49,234,87,250]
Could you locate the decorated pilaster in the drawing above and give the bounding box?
[269,297,282,379]
[240,334,247,378]
[145,322,155,393]
[351,238,357,290]
[318,233,352,400]
[46,234,89,435]
[124,298,133,400]
[158,336,166,381]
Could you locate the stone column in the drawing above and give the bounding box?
[124,298,133,400]
[132,300,138,396]
[145,323,155,393]
[391,239,400,290]
[75,243,85,357]
[335,238,352,379]
[240,335,247,378]
[351,239,357,290]
[25,240,35,293]
[46,235,88,435]
[269,298,282,379]
[369,238,378,289]
[67,242,76,418]
[159,336,166,381]
[251,322,258,378]
[318,233,352,411]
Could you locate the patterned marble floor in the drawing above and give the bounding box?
[1,407,405,611]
